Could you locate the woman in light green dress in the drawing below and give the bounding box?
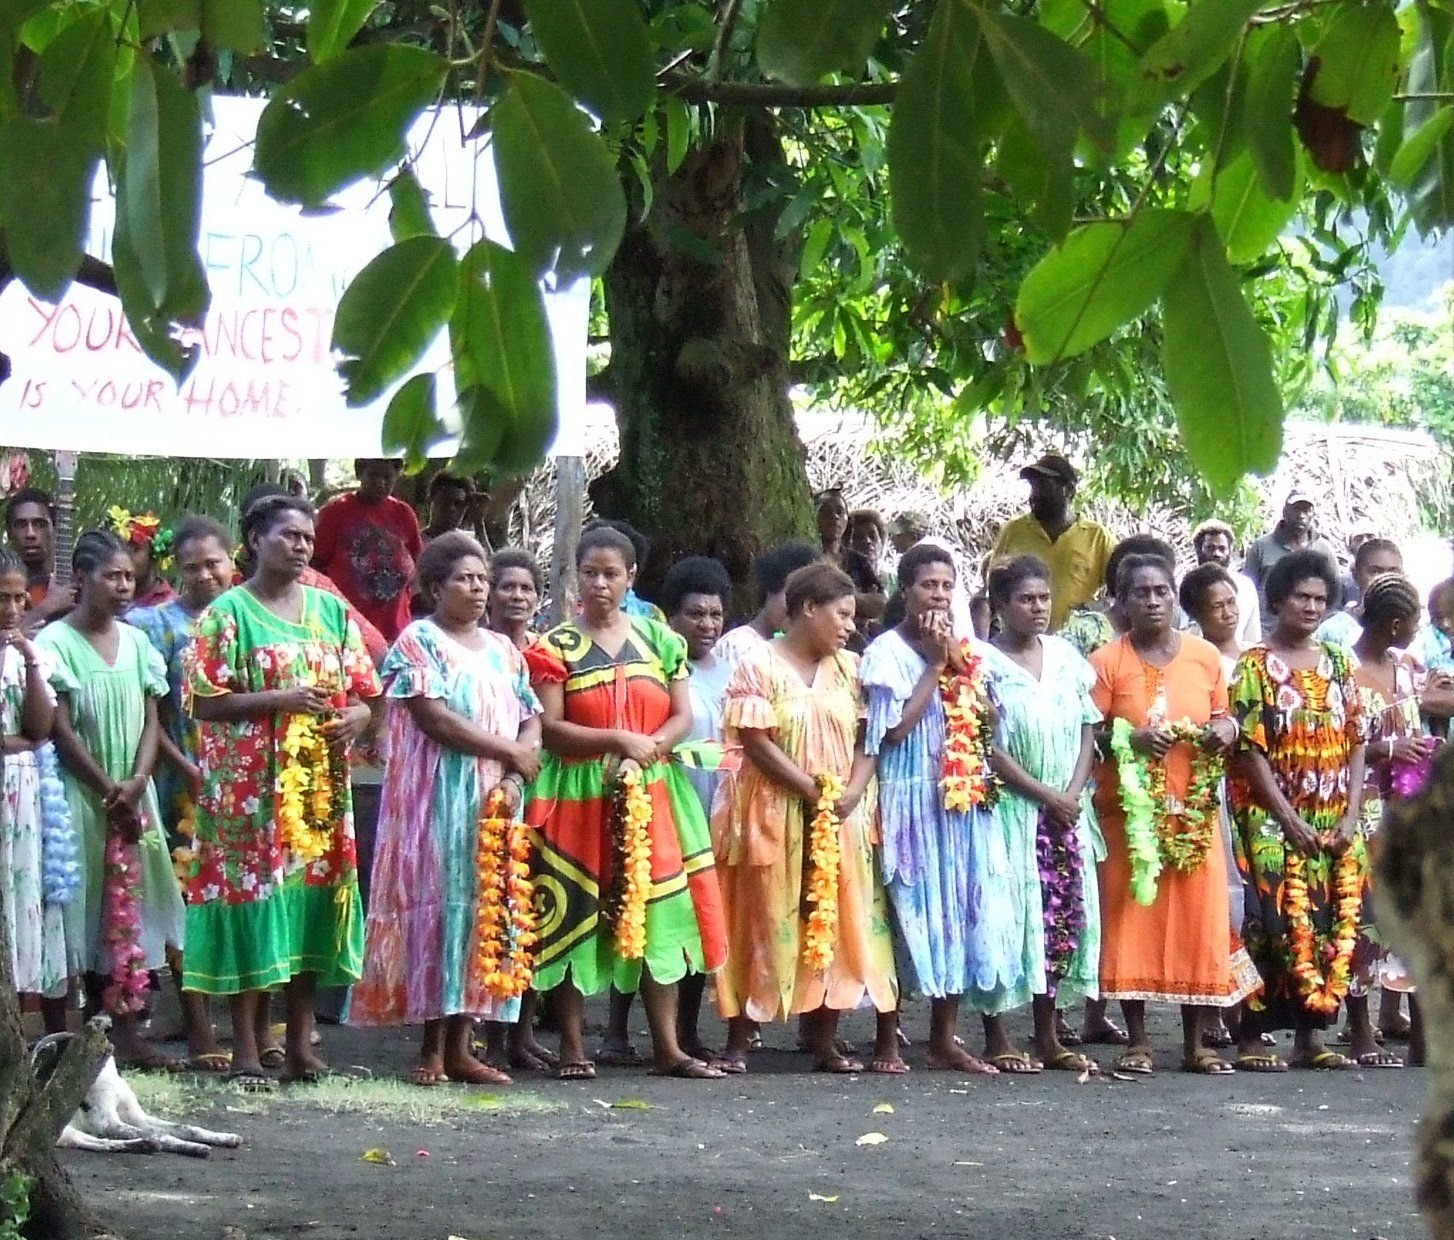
[39,531,185,1069]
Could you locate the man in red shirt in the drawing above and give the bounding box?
[312,459,423,644]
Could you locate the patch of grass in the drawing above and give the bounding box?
[129,1073,562,1125]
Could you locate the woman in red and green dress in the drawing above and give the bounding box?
[524,526,727,1081]
[1230,550,1368,1072]
[183,495,381,1088]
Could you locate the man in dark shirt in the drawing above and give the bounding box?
[1242,493,1340,630]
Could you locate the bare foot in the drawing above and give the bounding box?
[444,1053,513,1085]
[925,1044,999,1075]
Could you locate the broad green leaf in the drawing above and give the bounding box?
[996,115,1074,241]
[976,8,1110,155]
[254,45,448,207]
[757,0,892,87]
[799,217,833,282]
[887,0,987,281]
[1015,208,1196,364]
[333,236,458,406]
[491,72,627,280]
[1403,0,1454,233]
[450,239,557,474]
[111,202,199,380]
[201,0,264,52]
[1161,216,1283,492]
[381,373,445,472]
[1208,151,1299,263]
[1133,0,1263,114]
[665,96,690,174]
[521,0,653,123]
[120,59,207,318]
[1243,25,1300,200]
[37,7,116,148]
[307,0,379,62]
[649,5,716,53]
[1309,1,1400,126]
[0,116,96,299]
[388,169,436,241]
[1389,105,1454,189]
[137,0,200,40]
[0,0,49,33]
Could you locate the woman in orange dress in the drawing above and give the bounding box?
[1091,555,1259,1075]
[713,562,900,1073]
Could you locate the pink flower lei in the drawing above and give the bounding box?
[102,831,150,1015]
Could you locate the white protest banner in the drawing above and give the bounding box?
[0,97,590,459]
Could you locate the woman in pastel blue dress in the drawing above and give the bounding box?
[981,555,1103,1073]
[863,545,1004,1075]
[351,534,542,1088]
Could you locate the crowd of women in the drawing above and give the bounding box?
[2,473,1448,1091]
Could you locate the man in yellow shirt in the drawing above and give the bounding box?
[990,454,1114,631]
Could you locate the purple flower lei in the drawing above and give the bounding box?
[1036,810,1086,986]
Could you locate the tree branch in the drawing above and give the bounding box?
[664,72,896,107]
[707,0,746,81]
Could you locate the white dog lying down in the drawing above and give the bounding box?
[32,1033,242,1158]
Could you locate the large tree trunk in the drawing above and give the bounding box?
[594,115,814,602]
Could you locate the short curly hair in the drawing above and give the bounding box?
[1265,549,1340,613]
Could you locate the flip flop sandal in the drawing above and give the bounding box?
[651,1057,723,1079]
[1113,1049,1154,1075]
[1234,1054,1288,1073]
[555,1060,596,1081]
[813,1054,865,1074]
[258,1046,286,1070]
[1356,1050,1404,1069]
[1085,1023,1131,1046]
[713,1054,748,1075]
[1045,1050,1098,1073]
[445,1064,514,1086]
[989,1052,1043,1074]
[225,1069,277,1093]
[186,1051,232,1073]
[409,1067,448,1087]
[1182,1052,1236,1075]
[596,1045,647,1068]
[1292,1050,1355,1071]
[868,1057,911,1075]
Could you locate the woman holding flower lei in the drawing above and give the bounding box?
[39,531,186,1070]
[714,562,899,1075]
[1229,550,1369,1073]
[0,549,70,1032]
[1090,555,1258,1077]
[862,546,1004,1075]
[351,533,542,1088]
[523,527,727,1082]
[183,495,380,1089]
[973,555,1103,1076]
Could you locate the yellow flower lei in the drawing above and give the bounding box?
[1285,850,1362,1015]
[802,773,845,971]
[1110,716,1223,906]
[606,766,653,961]
[939,644,999,812]
[170,797,197,888]
[277,712,338,867]
[473,789,538,999]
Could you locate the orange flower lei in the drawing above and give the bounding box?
[802,773,845,971]
[1285,850,1363,1014]
[170,797,197,888]
[277,712,339,867]
[473,789,537,999]
[606,766,653,961]
[939,645,999,812]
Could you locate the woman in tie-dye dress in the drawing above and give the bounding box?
[351,534,542,1086]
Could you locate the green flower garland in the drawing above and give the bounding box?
[1110,718,1163,906]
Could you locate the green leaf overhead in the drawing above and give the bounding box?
[450,239,557,473]
[0,116,96,299]
[1015,209,1196,364]
[975,6,1111,156]
[1308,1,1401,126]
[521,0,654,123]
[333,235,458,406]
[757,0,893,87]
[1243,24,1301,200]
[381,372,446,472]
[388,168,436,242]
[200,0,265,52]
[1161,216,1283,492]
[490,72,627,280]
[307,0,380,62]
[888,0,989,281]
[1133,0,1264,113]
[36,6,116,148]
[1402,1,1454,234]
[119,58,208,319]
[1390,106,1454,189]
[1207,150,1300,263]
[253,44,448,207]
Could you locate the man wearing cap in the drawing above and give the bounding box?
[1242,493,1340,630]
[989,454,1114,631]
